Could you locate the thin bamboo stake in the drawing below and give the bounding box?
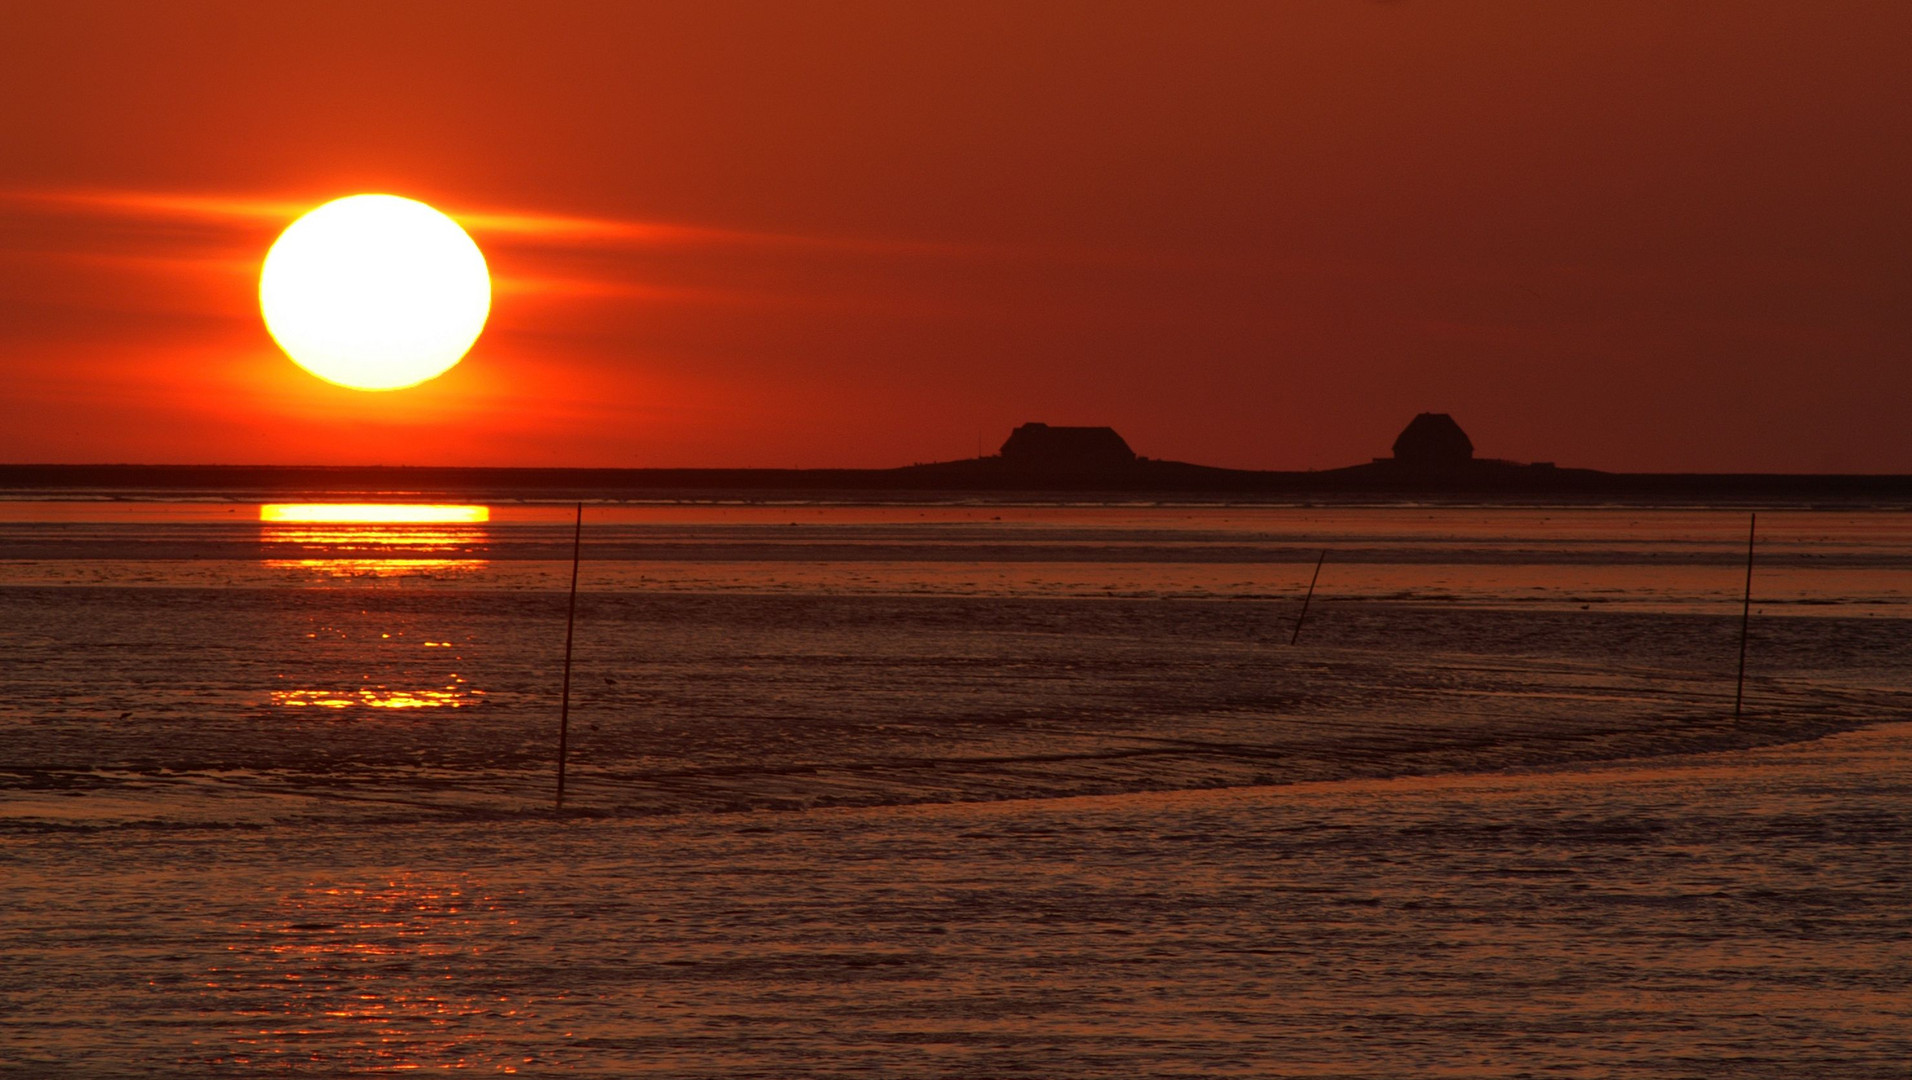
[1734,512,1755,718]
[1290,549,1327,646]
[556,502,582,810]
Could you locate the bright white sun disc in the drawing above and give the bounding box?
[260,194,490,391]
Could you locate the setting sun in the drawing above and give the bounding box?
[259,194,490,391]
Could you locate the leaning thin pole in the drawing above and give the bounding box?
[1291,549,1327,646]
[556,502,583,810]
[1734,512,1755,718]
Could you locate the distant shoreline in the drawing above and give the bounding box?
[3,461,1910,503]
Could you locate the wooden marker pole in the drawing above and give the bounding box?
[556,502,583,810]
[1734,512,1755,718]
[1291,549,1327,646]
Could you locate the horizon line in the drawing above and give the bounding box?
[4,461,1912,481]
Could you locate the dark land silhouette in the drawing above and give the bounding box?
[998,423,1138,472]
[5,415,1910,500]
[1388,412,1475,468]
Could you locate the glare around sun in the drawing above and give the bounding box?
[259,194,491,391]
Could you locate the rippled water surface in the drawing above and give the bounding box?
[2,498,1908,1074]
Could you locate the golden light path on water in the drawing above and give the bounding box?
[259,504,492,710]
[260,504,489,524]
[271,679,480,711]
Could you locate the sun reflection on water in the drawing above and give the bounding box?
[261,504,489,524]
[259,504,490,578]
[258,505,494,712]
[271,624,486,713]
[215,876,524,1072]
[271,681,482,710]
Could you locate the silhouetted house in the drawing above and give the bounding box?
[1321,411,1583,489]
[1389,413,1474,468]
[999,423,1138,472]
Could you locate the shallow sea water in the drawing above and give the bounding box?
[2,499,1908,1074]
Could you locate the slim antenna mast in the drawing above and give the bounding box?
[556,502,582,810]
[1291,549,1327,646]
[1734,512,1755,718]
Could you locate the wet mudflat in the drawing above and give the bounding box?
[2,501,1908,1074]
[5,724,1910,1077]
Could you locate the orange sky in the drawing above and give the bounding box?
[2,1,1908,472]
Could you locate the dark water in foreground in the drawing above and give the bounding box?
[8,727,1911,1077]
[2,500,1909,1073]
